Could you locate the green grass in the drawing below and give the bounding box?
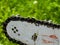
[0,0,60,45]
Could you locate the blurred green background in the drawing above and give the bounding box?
[0,0,60,45]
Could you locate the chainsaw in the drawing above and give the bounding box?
[3,15,60,45]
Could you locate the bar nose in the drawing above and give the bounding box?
[32,33,38,41]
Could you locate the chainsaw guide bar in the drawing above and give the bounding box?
[3,16,60,45]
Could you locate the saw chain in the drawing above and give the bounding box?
[3,15,60,45]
